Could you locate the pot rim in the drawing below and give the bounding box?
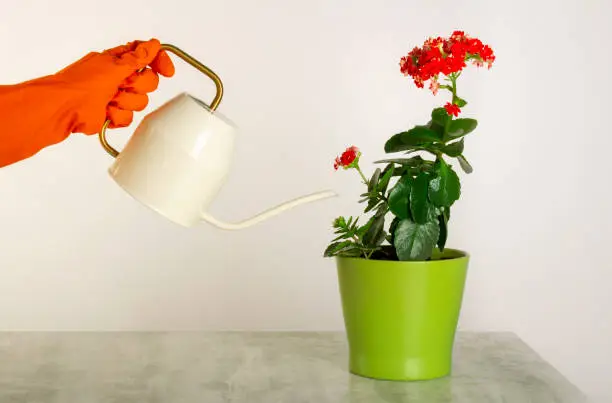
[334,247,469,265]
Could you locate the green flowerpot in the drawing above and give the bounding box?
[336,248,469,381]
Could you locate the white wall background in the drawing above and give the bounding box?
[0,0,610,401]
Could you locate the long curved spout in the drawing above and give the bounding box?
[200,190,337,230]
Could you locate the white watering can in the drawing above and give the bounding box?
[98,43,335,229]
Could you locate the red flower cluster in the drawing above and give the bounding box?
[334,146,360,170]
[399,30,495,91]
[444,102,461,117]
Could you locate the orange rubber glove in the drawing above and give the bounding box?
[0,38,175,168]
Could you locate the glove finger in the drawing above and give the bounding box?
[105,41,138,57]
[150,50,175,77]
[107,106,134,128]
[117,38,161,70]
[121,68,159,94]
[111,90,149,111]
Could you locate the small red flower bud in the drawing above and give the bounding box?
[444,102,461,117]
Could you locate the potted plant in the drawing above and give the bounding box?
[325,30,495,381]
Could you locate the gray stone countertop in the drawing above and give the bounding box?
[0,331,588,403]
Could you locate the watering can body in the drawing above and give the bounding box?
[99,44,334,229]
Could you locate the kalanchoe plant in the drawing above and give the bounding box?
[325,30,495,261]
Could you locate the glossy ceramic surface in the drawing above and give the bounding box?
[108,92,335,229]
[109,92,236,227]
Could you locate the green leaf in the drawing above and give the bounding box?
[337,247,364,257]
[388,216,401,245]
[393,218,440,261]
[431,107,450,128]
[418,143,445,157]
[437,210,448,251]
[457,155,473,174]
[383,134,410,154]
[331,230,351,241]
[333,216,346,229]
[384,125,441,153]
[335,216,359,238]
[375,201,387,215]
[377,164,394,194]
[346,216,354,228]
[375,202,389,218]
[363,214,385,246]
[374,156,426,166]
[447,118,478,139]
[390,167,411,177]
[356,217,372,237]
[401,125,442,143]
[427,121,444,139]
[442,138,464,157]
[429,108,450,138]
[368,168,381,192]
[372,230,387,247]
[388,176,411,219]
[428,158,461,207]
[454,96,467,107]
[324,240,355,257]
[364,199,380,213]
[363,215,385,246]
[410,172,431,224]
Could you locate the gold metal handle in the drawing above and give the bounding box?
[99,43,224,158]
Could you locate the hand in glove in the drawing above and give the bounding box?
[0,38,174,168]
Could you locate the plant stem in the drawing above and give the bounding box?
[450,73,458,104]
[355,165,368,185]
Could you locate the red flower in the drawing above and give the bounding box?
[429,78,440,95]
[334,146,360,170]
[444,102,461,117]
[399,30,495,91]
